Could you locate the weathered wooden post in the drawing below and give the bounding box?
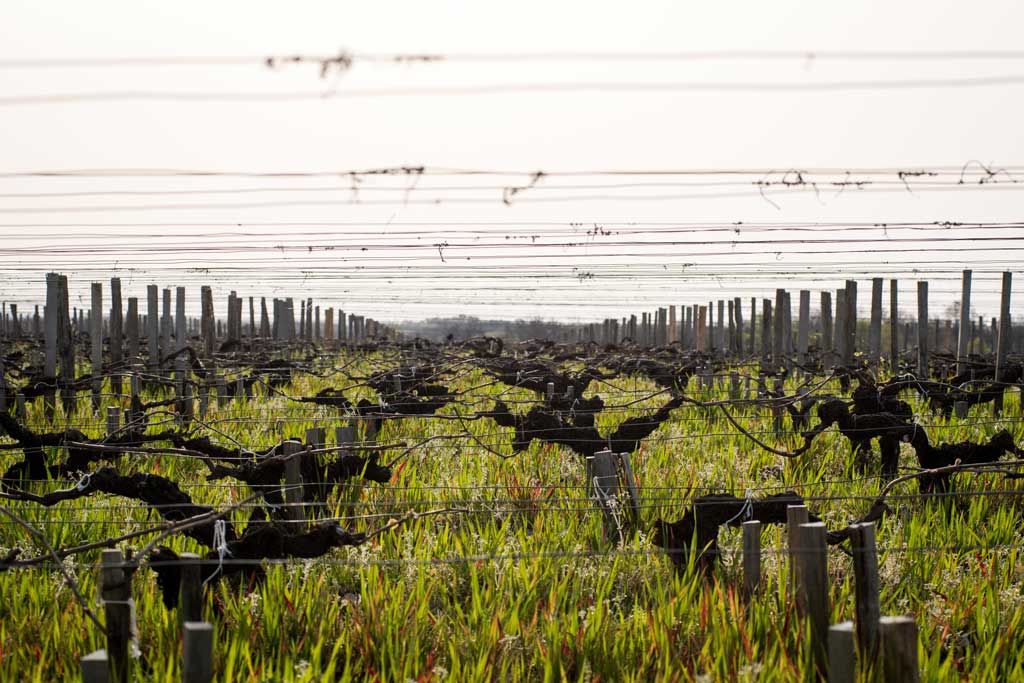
[889,280,899,372]
[843,280,857,366]
[282,440,306,525]
[821,291,833,365]
[742,520,762,600]
[869,277,883,367]
[586,450,621,542]
[917,282,929,378]
[787,504,809,587]
[879,617,919,683]
[58,275,76,412]
[798,290,810,364]
[147,285,159,373]
[178,552,203,625]
[850,523,881,664]
[44,272,59,416]
[773,289,785,367]
[761,299,772,362]
[616,451,641,530]
[696,306,707,352]
[99,549,133,683]
[110,278,123,397]
[182,622,214,683]
[992,272,1013,414]
[91,282,103,410]
[828,622,856,683]
[125,298,139,361]
[797,522,829,676]
[200,286,215,358]
[733,297,744,355]
[161,288,172,367]
[80,650,110,683]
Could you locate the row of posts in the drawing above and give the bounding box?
[577,271,1014,370]
[0,274,396,415]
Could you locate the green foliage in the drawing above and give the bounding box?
[1,355,1023,681]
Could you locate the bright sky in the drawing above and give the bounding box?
[1,0,1023,322]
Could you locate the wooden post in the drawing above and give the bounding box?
[828,622,856,683]
[617,451,641,530]
[91,282,103,410]
[282,440,306,525]
[110,278,123,396]
[917,281,929,378]
[835,289,847,365]
[80,650,110,683]
[749,297,757,356]
[797,522,829,676]
[182,622,214,683]
[742,520,762,600]
[586,450,621,542]
[161,288,172,366]
[734,297,744,355]
[260,297,270,338]
[668,305,677,344]
[44,272,58,416]
[761,299,772,361]
[879,616,919,683]
[994,271,1012,415]
[821,291,833,363]
[178,552,203,625]
[797,290,810,363]
[773,289,785,366]
[106,405,120,438]
[717,300,725,356]
[869,277,883,366]
[844,280,857,366]
[787,504,809,587]
[125,298,139,361]
[58,275,75,413]
[147,285,159,373]
[99,549,132,683]
[850,523,881,663]
[200,286,215,358]
[889,280,899,371]
[696,306,707,352]
[175,287,190,420]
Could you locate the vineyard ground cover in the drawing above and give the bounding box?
[2,344,1024,681]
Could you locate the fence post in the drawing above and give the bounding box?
[182,622,214,683]
[869,277,883,367]
[994,271,1012,415]
[797,522,829,676]
[81,650,110,683]
[147,285,159,374]
[917,282,929,378]
[850,522,881,664]
[99,549,132,683]
[178,552,203,626]
[787,504,809,588]
[773,289,785,368]
[742,520,762,600]
[828,622,855,683]
[282,440,306,526]
[586,449,621,542]
[616,451,641,530]
[44,272,59,417]
[91,282,103,411]
[844,280,857,367]
[890,279,899,372]
[879,616,919,683]
[821,291,833,366]
[110,278,123,397]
